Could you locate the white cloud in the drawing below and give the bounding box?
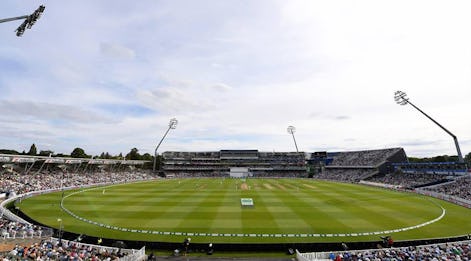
[210,83,232,92]
[100,43,136,60]
[0,100,114,123]
[0,0,470,157]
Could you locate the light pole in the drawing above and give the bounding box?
[0,5,45,36]
[153,118,178,173]
[394,91,464,163]
[57,218,63,244]
[287,125,299,153]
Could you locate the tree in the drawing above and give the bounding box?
[98,152,112,159]
[126,148,141,160]
[28,144,37,155]
[407,157,424,163]
[0,149,20,155]
[432,155,447,162]
[71,148,88,158]
[141,153,153,161]
[465,152,471,163]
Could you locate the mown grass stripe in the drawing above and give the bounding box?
[16,178,471,243]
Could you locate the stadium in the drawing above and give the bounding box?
[1,146,471,260]
[2,2,471,261]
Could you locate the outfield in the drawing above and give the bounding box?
[17,178,471,243]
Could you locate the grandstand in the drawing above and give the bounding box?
[162,149,306,178]
[0,156,152,260]
[0,153,146,176]
[366,172,449,189]
[425,175,471,201]
[297,239,471,261]
[364,161,469,189]
[311,148,407,182]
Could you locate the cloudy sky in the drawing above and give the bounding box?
[0,1,470,157]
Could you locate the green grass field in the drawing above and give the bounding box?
[16,178,471,243]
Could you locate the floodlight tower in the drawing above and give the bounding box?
[0,5,45,37]
[394,90,464,163]
[153,118,178,173]
[287,125,299,153]
[57,218,63,244]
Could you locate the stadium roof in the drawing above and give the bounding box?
[0,154,148,165]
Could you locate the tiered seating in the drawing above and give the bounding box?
[2,237,145,260]
[298,239,471,261]
[0,170,153,260]
[162,150,306,178]
[367,172,447,188]
[316,148,406,182]
[426,176,471,201]
[328,148,404,167]
[0,170,153,195]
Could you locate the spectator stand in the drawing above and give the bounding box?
[297,238,471,261]
[0,172,153,260]
[1,237,146,261]
[313,148,407,183]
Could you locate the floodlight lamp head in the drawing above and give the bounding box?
[169,118,178,129]
[287,125,296,134]
[15,29,25,37]
[15,5,45,37]
[394,90,409,105]
[15,22,27,36]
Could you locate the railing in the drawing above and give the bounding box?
[49,237,146,261]
[297,239,471,261]
[296,249,329,261]
[359,180,402,189]
[415,188,471,208]
[1,194,54,240]
[358,180,471,209]
[0,196,32,225]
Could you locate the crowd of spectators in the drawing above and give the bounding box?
[315,168,376,183]
[163,150,306,179]
[258,152,305,165]
[168,171,230,178]
[329,148,402,167]
[1,238,130,260]
[313,148,403,183]
[165,169,307,178]
[0,169,154,195]
[251,171,306,178]
[426,176,471,201]
[1,218,45,240]
[0,168,152,259]
[322,241,471,261]
[366,172,447,189]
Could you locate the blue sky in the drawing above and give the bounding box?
[0,0,470,157]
